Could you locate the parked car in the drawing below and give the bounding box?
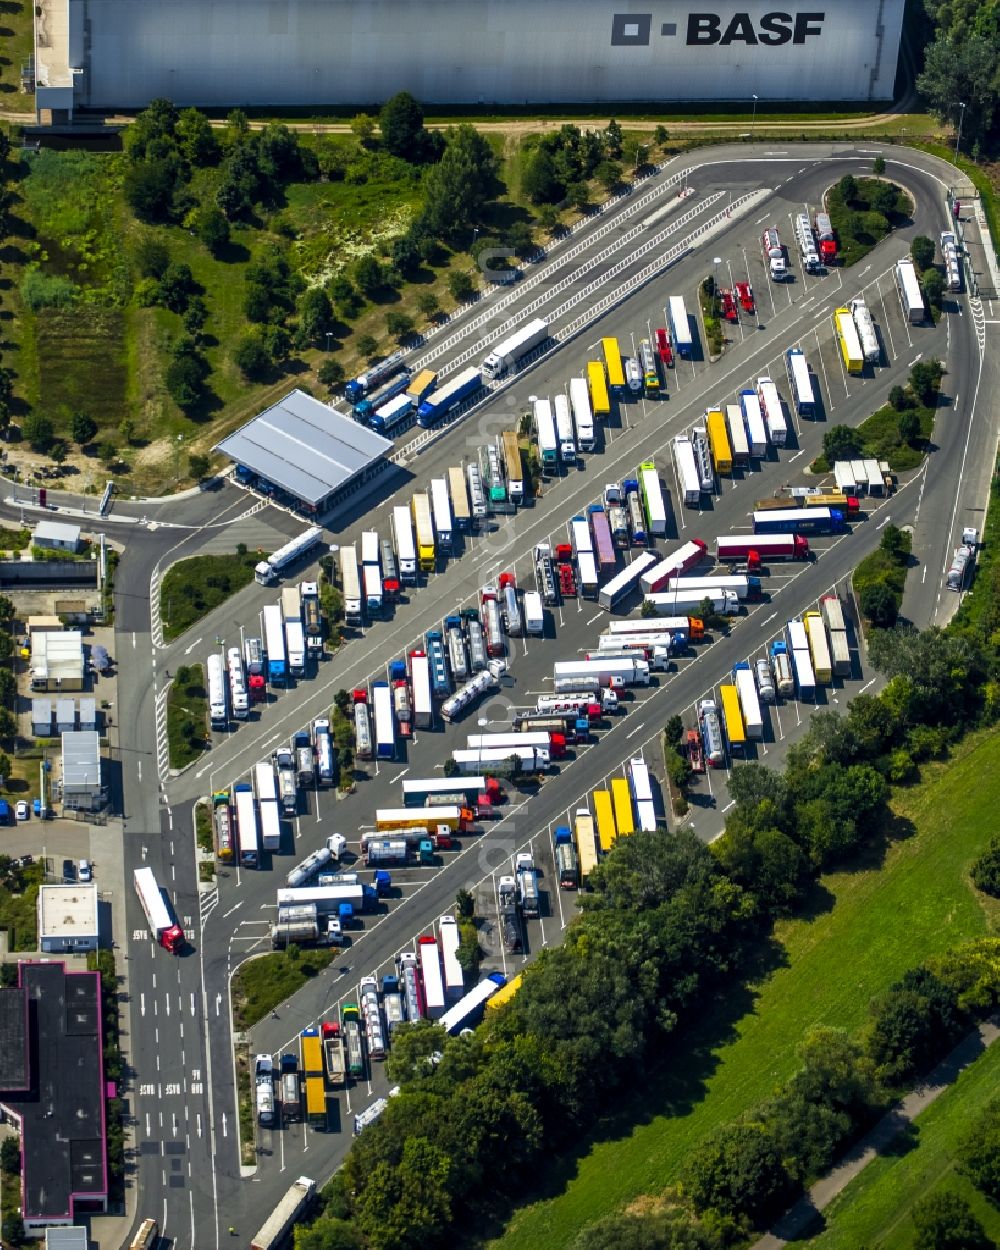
[15,801,28,822]
[78,859,92,882]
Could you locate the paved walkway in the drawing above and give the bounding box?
[753,1014,1000,1249]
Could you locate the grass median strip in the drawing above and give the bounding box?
[160,550,260,643]
[488,730,1000,1250]
[166,664,208,770]
[232,948,336,1031]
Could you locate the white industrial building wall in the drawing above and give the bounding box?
[74,0,905,109]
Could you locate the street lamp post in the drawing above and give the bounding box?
[751,94,759,138]
[953,101,966,160]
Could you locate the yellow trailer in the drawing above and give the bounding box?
[411,491,435,573]
[705,409,733,476]
[574,808,599,883]
[593,789,617,853]
[833,307,864,375]
[485,973,523,1013]
[610,777,635,838]
[719,683,746,757]
[602,337,625,389]
[587,362,611,418]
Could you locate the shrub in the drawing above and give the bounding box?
[859,582,899,628]
[970,837,1000,898]
[233,336,272,380]
[22,413,54,453]
[20,268,78,311]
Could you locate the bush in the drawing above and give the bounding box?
[135,235,170,278]
[233,336,272,380]
[447,270,476,302]
[970,837,1000,898]
[957,1096,1000,1200]
[0,1135,19,1175]
[683,1121,793,1224]
[22,413,54,453]
[355,334,378,360]
[859,582,899,628]
[910,235,936,273]
[196,204,230,255]
[910,1191,992,1250]
[386,311,414,341]
[20,268,78,311]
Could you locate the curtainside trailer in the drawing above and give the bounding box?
[668,296,693,358]
[417,367,482,427]
[672,435,702,506]
[640,539,707,594]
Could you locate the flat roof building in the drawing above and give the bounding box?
[30,632,84,692]
[37,885,99,954]
[32,521,81,553]
[60,731,103,812]
[0,963,108,1228]
[216,389,393,515]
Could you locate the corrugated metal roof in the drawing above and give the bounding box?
[215,389,392,506]
[61,731,101,790]
[31,631,84,678]
[33,520,81,545]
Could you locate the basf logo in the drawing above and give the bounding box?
[611,9,826,48]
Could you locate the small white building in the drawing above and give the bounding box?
[45,1228,89,1250]
[55,698,76,734]
[78,697,96,732]
[30,631,84,692]
[60,731,103,812]
[32,520,81,554]
[37,884,99,953]
[31,698,53,738]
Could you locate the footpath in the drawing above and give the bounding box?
[753,1014,1000,1248]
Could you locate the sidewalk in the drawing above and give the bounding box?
[753,1014,1000,1248]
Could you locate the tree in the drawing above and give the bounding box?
[604,118,624,158]
[683,1121,792,1222]
[295,1218,362,1250]
[2,1213,24,1245]
[233,336,271,380]
[386,311,414,341]
[98,441,118,468]
[188,453,211,480]
[353,255,384,299]
[49,441,67,465]
[873,154,886,175]
[922,267,945,310]
[447,269,476,302]
[71,412,97,446]
[183,297,209,336]
[521,147,563,205]
[0,1136,19,1175]
[379,91,425,160]
[23,413,54,454]
[911,1191,992,1250]
[135,235,170,279]
[889,384,910,411]
[910,235,936,273]
[298,288,333,344]
[726,763,787,815]
[859,582,898,628]
[157,261,194,313]
[118,418,136,446]
[916,33,998,155]
[910,359,944,405]
[176,107,217,165]
[958,1096,1000,1200]
[318,360,345,390]
[420,125,500,237]
[165,352,206,409]
[898,410,921,445]
[123,158,179,222]
[196,204,230,255]
[355,334,378,360]
[415,291,440,321]
[664,715,684,748]
[837,173,858,205]
[595,160,623,193]
[869,182,899,218]
[880,524,908,562]
[391,235,421,280]
[350,114,376,144]
[970,838,1000,898]
[823,424,863,462]
[455,888,474,919]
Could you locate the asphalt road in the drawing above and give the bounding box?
[4,142,985,1249]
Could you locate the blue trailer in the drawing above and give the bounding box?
[368,393,414,436]
[425,631,452,699]
[354,372,412,422]
[752,506,846,535]
[417,368,482,428]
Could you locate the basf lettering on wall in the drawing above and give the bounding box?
[612,9,826,49]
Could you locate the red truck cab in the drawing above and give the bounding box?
[735,281,755,314]
[654,327,674,367]
[719,289,738,322]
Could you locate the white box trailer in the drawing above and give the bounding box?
[391,505,417,584]
[207,651,227,727]
[645,588,739,615]
[733,667,764,739]
[834,461,858,494]
[430,478,454,552]
[598,552,658,611]
[740,390,768,457]
[757,378,787,447]
[568,377,596,452]
[481,317,548,380]
[849,298,881,363]
[534,398,558,469]
[725,404,750,465]
[896,258,925,324]
[820,594,848,635]
[523,589,545,635]
[410,652,433,729]
[554,393,576,462]
[448,466,471,531]
[340,544,362,626]
[437,915,465,1001]
[639,462,668,535]
[627,757,657,832]
[418,937,447,1019]
[672,436,701,506]
[577,551,599,600]
[552,658,650,687]
[451,746,550,773]
[360,529,380,567]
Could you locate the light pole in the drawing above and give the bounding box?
[175,433,184,482]
[953,101,966,160]
[751,94,759,138]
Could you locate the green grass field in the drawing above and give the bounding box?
[1,0,37,113]
[790,1037,1000,1248]
[488,731,1000,1250]
[160,550,260,642]
[232,948,336,1029]
[0,861,45,950]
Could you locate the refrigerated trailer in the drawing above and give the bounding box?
[392,505,418,585]
[430,477,454,551]
[134,867,184,952]
[340,545,362,627]
[726,404,750,465]
[638,461,667,536]
[481,318,548,380]
[598,552,659,611]
[372,681,396,760]
[263,603,286,684]
[627,757,657,832]
[418,936,446,1019]
[757,377,787,447]
[896,258,925,324]
[733,664,764,740]
[569,376,596,452]
[668,296,693,358]
[740,389,768,457]
[672,436,701,506]
[534,398,559,473]
[207,652,227,728]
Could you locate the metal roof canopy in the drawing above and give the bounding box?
[61,730,101,790]
[216,389,393,507]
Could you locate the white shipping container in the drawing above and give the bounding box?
[438,915,465,1001]
[725,403,750,464]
